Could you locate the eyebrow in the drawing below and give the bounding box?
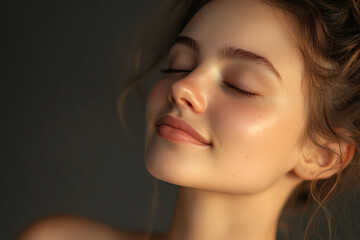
[171,36,282,82]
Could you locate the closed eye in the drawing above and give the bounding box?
[160,69,256,98]
[222,82,256,97]
[160,68,192,74]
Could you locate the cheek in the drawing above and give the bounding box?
[211,100,281,168]
[211,96,304,150]
[210,100,276,145]
[209,98,304,192]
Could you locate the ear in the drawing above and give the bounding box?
[294,137,355,180]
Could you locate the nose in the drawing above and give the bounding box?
[168,73,207,114]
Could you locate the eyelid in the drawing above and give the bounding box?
[160,68,192,74]
[222,81,257,97]
[160,69,257,97]
[167,49,197,72]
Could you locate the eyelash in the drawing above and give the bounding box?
[160,68,256,97]
[160,68,191,74]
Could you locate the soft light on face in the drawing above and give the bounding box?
[145,0,306,194]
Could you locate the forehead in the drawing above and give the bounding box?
[179,0,303,82]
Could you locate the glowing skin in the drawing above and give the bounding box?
[14,1,356,240]
[145,0,304,194]
[145,0,307,239]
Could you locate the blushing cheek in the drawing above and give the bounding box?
[210,100,301,191]
[211,101,270,141]
[209,101,281,191]
[211,100,293,163]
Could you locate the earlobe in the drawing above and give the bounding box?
[294,140,355,181]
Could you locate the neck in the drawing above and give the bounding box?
[163,175,300,240]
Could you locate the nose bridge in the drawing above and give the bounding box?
[169,70,208,113]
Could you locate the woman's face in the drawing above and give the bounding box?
[145,0,306,194]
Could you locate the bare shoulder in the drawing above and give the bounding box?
[16,214,164,240]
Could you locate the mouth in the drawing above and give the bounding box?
[155,114,211,146]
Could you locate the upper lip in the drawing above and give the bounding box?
[155,115,211,145]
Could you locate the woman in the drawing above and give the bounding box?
[18,0,360,239]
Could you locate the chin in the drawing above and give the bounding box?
[144,154,182,185]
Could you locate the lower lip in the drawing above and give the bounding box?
[156,125,209,146]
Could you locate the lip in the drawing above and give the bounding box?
[155,115,211,146]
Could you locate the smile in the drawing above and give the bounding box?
[156,125,210,146]
[155,114,212,146]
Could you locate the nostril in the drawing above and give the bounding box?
[182,98,192,107]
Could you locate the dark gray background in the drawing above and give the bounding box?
[2,1,177,239]
[2,1,360,240]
